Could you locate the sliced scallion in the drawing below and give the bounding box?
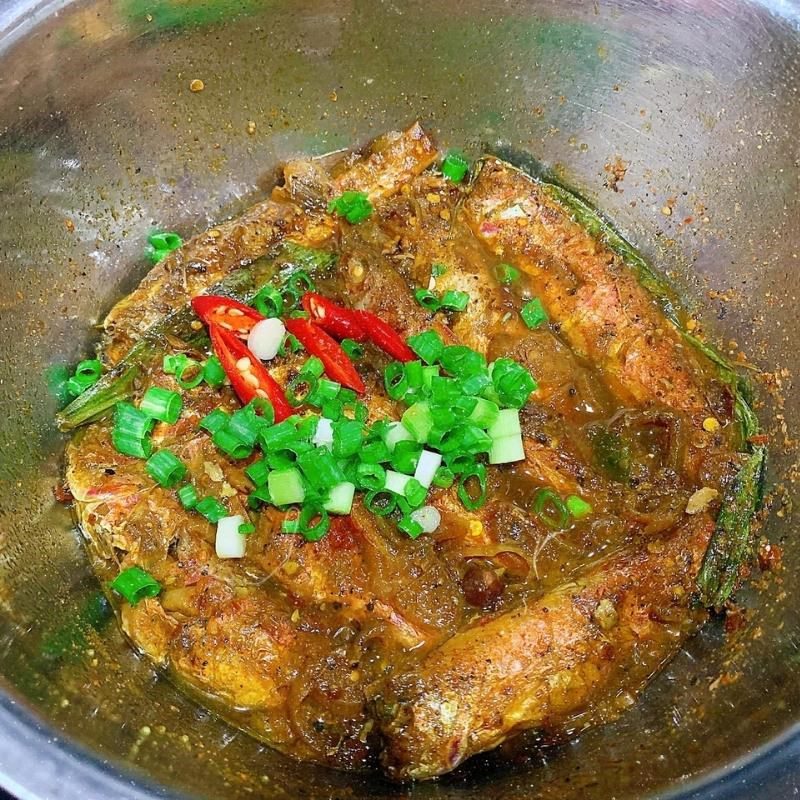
[109,566,161,605]
[140,386,182,424]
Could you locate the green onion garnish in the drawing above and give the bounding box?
[414,288,441,313]
[278,333,303,357]
[402,402,433,443]
[146,231,182,264]
[286,270,315,296]
[440,150,469,183]
[341,339,364,360]
[212,426,253,459]
[356,462,386,491]
[177,484,199,509]
[433,466,455,488]
[196,496,228,524]
[403,477,427,508]
[163,353,187,375]
[431,263,447,278]
[175,357,205,390]
[397,515,424,539]
[253,285,284,318]
[146,449,186,488]
[248,485,272,510]
[566,495,593,519]
[301,356,325,378]
[227,405,264,447]
[109,566,161,605]
[268,467,305,506]
[440,345,486,378]
[468,397,500,429]
[521,297,549,329]
[202,356,226,388]
[495,263,520,285]
[407,329,445,365]
[112,402,154,458]
[245,458,271,487]
[323,482,355,515]
[439,290,470,312]
[140,386,182,424]
[533,488,569,529]
[457,463,488,511]
[491,358,537,409]
[327,190,373,224]
[384,362,410,400]
[282,505,330,541]
[199,408,230,435]
[365,489,397,517]
[333,419,364,458]
[298,448,345,491]
[66,359,103,397]
[390,440,422,474]
[239,522,256,535]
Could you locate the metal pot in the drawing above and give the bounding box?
[0,1,798,797]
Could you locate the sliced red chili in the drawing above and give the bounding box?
[192,295,263,335]
[283,318,366,394]
[354,310,415,362]
[301,292,368,341]
[209,324,292,420]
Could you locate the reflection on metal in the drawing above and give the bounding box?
[0,0,798,798]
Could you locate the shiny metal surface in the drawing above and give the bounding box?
[0,1,798,798]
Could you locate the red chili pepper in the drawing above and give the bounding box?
[301,292,368,341]
[283,318,366,393]
[192,295,263,336]
[209,324,292,420]
[354,310,415,362]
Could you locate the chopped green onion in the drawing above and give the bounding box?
[440,345,486,378]
[495,263,520,285]
[491,358,537,409]
[431,263,447,278]
[226,406,264,446]
[314,378,341,402]
[212,426,252,459]
[487,408,521,438]
[390,440,422,474]
[414,449,442,488]
[112,402,153,458]
[298,448,345,491]
[459,371,492,396]
[248,484,272,510]
[489,432,525,464]
[433,466,455,488]
[445,451,475,474]
[439,290,470,312]
[239,522,256,535]
[327,190,373,224]
[441,150,469,183]
[324,482,355,515]
[398,515,424,539]
[196,496,228,524]
[286,373,318,407]
[457,463,488,511]
[321,398,343,421]
[177,483,199,509]
[282,505,330,541]
[407,330,444,365]
[245,458,271,487]
[384,362,410,400]
[341,339,364,360]
[333,419,364,458]
[521,297,549,329]
[253,285,283,318]
[533,488,569,529]
[469,397,500,429]
[385,470,412,496]
[163,353,188,376]
[430,376,461,405]
[146,231,182,264]
[146,449,186,488]
[365,489,397,517]
[384,421,415,452]
[175,358,205,390]
[109,566,161,605]
[301,356,325,378]
[402,402,433,443]
[404,360,424,389]
[360,439,390,464]
[249,397,275,426]
[414,288,441,313]
[279,333,303,357]
[286,270,315,296]
[202,356,226,388]
[566,495,593,519]
[356,462,386,491]
[268,468,305,506]
[403,477,427,508]
[259,419,299,450]
[199,408,230,435]
[140,386,182,424]
[422,365,440,389]
[66,359,103,397]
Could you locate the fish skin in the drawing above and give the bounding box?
[374,513,713,780]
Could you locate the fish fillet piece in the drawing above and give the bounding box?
[463,158,713,415]
[374,513,713,780]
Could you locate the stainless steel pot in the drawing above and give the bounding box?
[1,1,798,798]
